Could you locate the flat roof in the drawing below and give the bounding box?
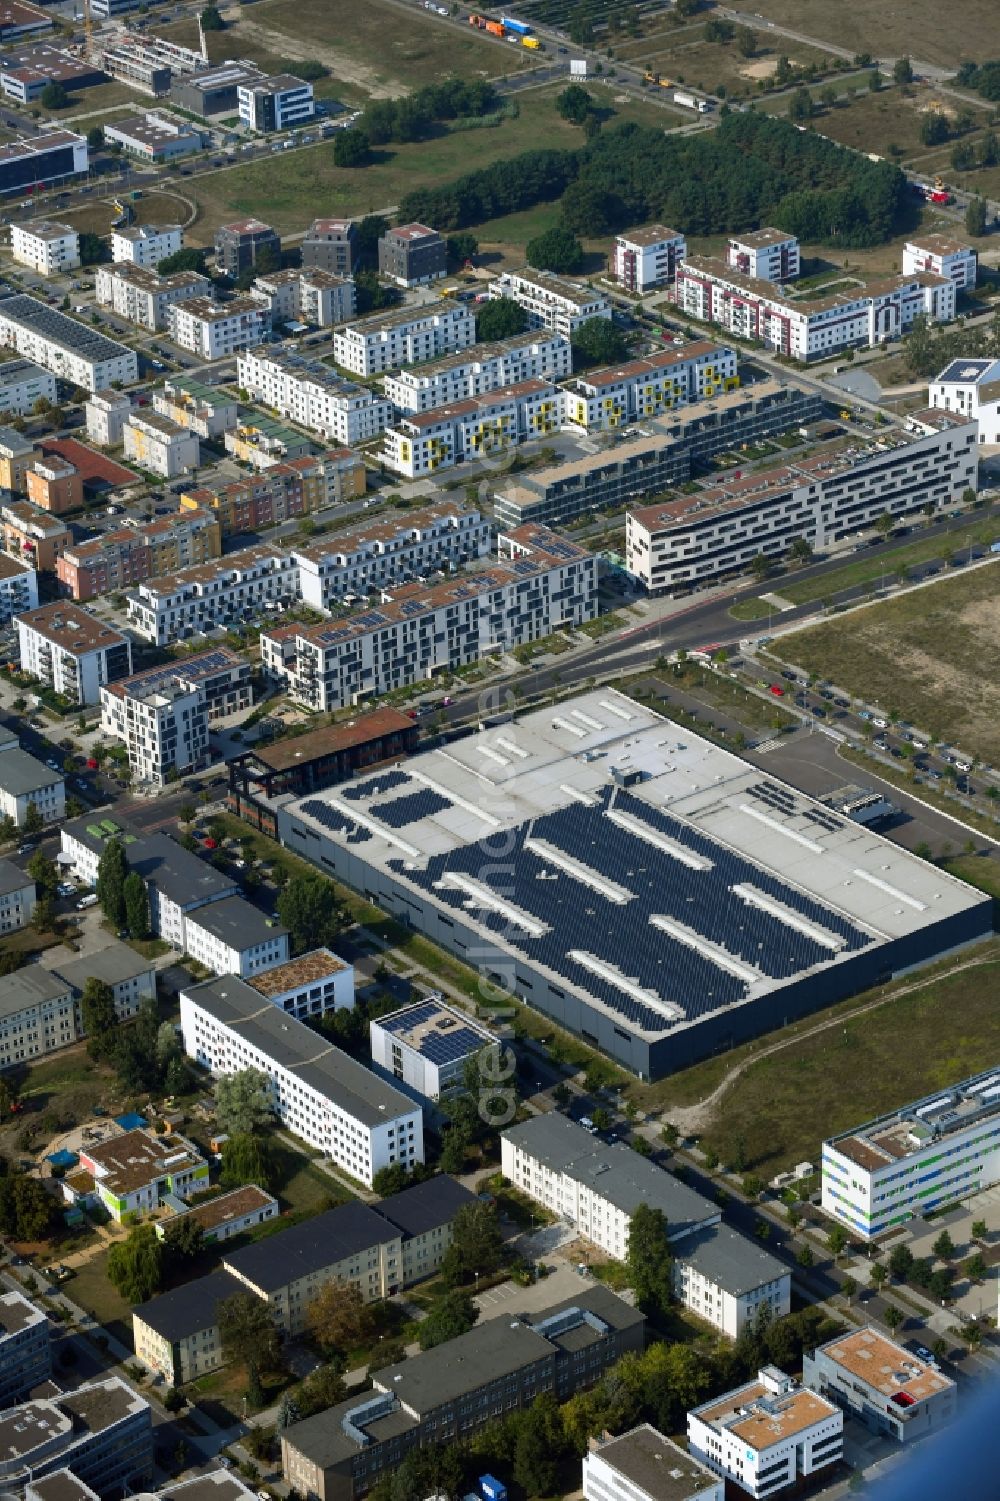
[500,267,607,308]
[2,500,69,537]
[676,1224,788,1295]
[590,1426,719,1501]
[12,218,76,241]
[48,940,153,993]
[245,707,414,773]
[101,649,245,703]
[149,1472,256,1501]
[375,998,496,1065]
[0,0,51,34]
[341,298,465,338]
[681,254,949,314]
[907,232,973,257]
[102,263,206,293]
[169,1184,276,1235]
[695,1374,838,1452]
[387,330,565,383]
[618,224,683,247]
[374,1173,475,1240]
[84,1127,202,1197]
[294,499,471,564]
[825,1066,1000,1174]
[0,1286,47,1336]
[248,947,348,996]
[933,356,1000,386]
[814,1328,954,1404]
[28,1471,100,1501]
[186,893,288,951]
[133,541,288,600]
[16,600,128,653]
[567,341,725,393]
[182,975,418,1127]
[0,294,132,366]
[62,816,237,907]
[730,227,796,248]
[0,747,58,798]
[399,379,554,429]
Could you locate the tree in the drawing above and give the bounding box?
[883,1304,904,1333]
[893,56,913,84]
[41,81,67,109]
[787,536,813,564]
[557,83,594,125]
[123,870,149,939]
[79,233,105,266]
[966,196,987,237]
[965,1251,987,1282]
[371,1163,410,1197]
[86,125,104,151]
[276,1391,301,1431]
[107,1225,165,1303]
[277,873,344,952]
[750,552,773,582]
[333,128,371,168]
[827,1225,848,1259]
[305,1279,375,1352]
[179,802,196,825]
[81,977,117,1058]
[32,893,55,932]
[218,1291,281,1405]
[214,1068,274,1135]
[200,3,224,28]
[163,1215,205,1266]
[972,1219,987,1242]
[932,1229,955,1260]
[475,296,528,342]
[819,84,838,111]
[446,232,478,267]
[626,1203,673,1316]
[920,112,949,146]
[355,213,390,270]
[96,837,128,931]
[796,1244,814,1268]
[526,226,585,275]
[0,1169,58,1240]
[157,247,207,276]
[417,1288,478,1349]
[23,802,45,838]
[951,142,975,172]
[789,87,814,122]
[439,1200,504,1286]
[220,1131,275,1191]
[841,1274,858,1305]
[871,1261,889,1291]
[27,850,58,897]
[513,1393,563,1494]
[571,316,627,369]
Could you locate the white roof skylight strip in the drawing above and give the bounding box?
[851,868,927,912]
[524,837,634,905]
[407,768,501,827]
[739,803,824,853]
[605,807,713,871]
[732,883,845,951]
[435,873,548,937]
[567,950,684,1022]
[325,799,420,858]
[649,913,764,985]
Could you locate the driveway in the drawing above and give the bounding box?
[473,1260,598,1323]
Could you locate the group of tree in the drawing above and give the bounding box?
[218,1289,283,1406]
[439,1199,505,1287]
[214,1069,278,1190]
[556,83,602,137]
[399,113,908,249]
[417,1286,479,1349]
[96,837,149,940]
[82,975,189,1096]
[571,316,627,369]
[200,4,224,30]
[625,1204,674,1317]
[526,225,585,276]
[902,304,1000,379]
[0,1156,60,1241]
[277,872,348,952]
[474,296,528,342]
[955,59,1000,102]
[359,77,498,149]
[157,247,207,277]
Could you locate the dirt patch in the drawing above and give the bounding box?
[741,58,779,80]
[232,16,400,99]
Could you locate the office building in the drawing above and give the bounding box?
[613,226,687,292]
[562,342,738,432]
[214,218,281,279]
[0,552,36,622]
[371,998,498,1102]
[383,331,571,414]
[0,42,105,105]
[238,72,314,132]
[583,1426,722,1501]
[154,377,236,440]
[0,967,75,1068]
[17,601,132,704]
[688,1368,842,1498]
[49,941,156,1023]
[2,499,69,572]
[237,346,393,444]
[180,975,424,1187]
[675,257,956,360]
[626,413,978,591]
[301,218,357,276]
[489,268,612,338]
[103,112,204,162]
[125,543,298,645]
[73,1127,208,1222]
[822,1066,1000,1238]
[248,947,354,1021]
[0,856,36,932]
[333,300,475,378]
[726,229,800,283]
[382,379,563,479]
[0,359,57,419]
[0,1378,152,1494]
[26,454,82,515]
[672,1226,790,1338]
[171,62,264,117]
[929,356,1000,444]
[265,524,597,712]
[0,132,87,197]
[377,222,446,287]
[182,894,289,978]
[111,222,183,268]
[902,233,977,291]
[295,501,490,611]
[100,647,251,785]
[11,219,79,275]
[123,410,200,478]
[57,508,221,601]
[85,389,132,447]
[254,267,355,328]
[166,296,271,360]
[803,1329,956,1443]
[0,294,137,391]
[0,1289,51,1405]
[0,746,63,827]
[95,262,210,331]
[0,0,51,41]
[277,688,992,1080]
[281,1287,644,1501]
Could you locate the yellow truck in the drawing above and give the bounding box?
[522,35,541,47]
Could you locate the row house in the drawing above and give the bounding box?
[561,341,738,432]
[56,507,221,600]
[126,543,299,644]
[382,379,562,479]
[181,451,365,537]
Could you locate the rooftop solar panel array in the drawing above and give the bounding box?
[380,1001,487,1063]
[299,799,372,843]
[341,769,411,802]
[370,788,452,828]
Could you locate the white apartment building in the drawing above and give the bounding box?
[248,947,354,1021]
[182,895,290,978]
[370,998,498,1102]
[562,341,738,432]
[383,378,563,479]
[821,1066,1000,1239]
[237,346,393,444]
[0,1289,52,1406]
[126,544,299,645]
[95,263,210,332]
[166,296,271,360]
[111,222,183,269]
[123,410,200,478]
[672,1226,790,1339]
[0,359,57,418]
[0,748,64,828]
[902,233,977,291]
[294,501,491,611]
[332,300,475,378]
[626,412,977,591]
[100,648,251,785]
[85,389,132,446]
[583,1427,722,1501]
[613,225,687,293]
[0,968,76,1069]
[675,257,956,361]
[489,268,612,338]
[0,294,138,391]
[264,523,597,712]
[17,601,133,705]
[0,857,36,933]
[726,228,800,283]
[253,268,356,328]
[180,976,424,1188]
[11,220,80,276]
[383,331,572,414]
[689,1368,843,1498]
[929,356,1000,444]
[153,377,237,440]
[0,552,37,622]
[49,942,157,1028]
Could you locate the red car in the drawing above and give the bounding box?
[769,684,785,696]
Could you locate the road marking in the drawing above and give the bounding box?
[752,738,784,755]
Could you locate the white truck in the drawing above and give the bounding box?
[674,90,710,112]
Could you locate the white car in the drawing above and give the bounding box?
[579,1116,598,1133]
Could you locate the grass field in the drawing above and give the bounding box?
[776,518,1000,604]
[613,14,834,101]
[797,83,995,165]
[771,562,1000,762]
[70,1250,133,1349]
[745,0,1000,71]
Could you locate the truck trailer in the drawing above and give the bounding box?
[673,90,710,112]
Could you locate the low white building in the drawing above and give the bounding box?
[726,228,800,283]
[928,355,1000,445]
[0,359,57,418]
[672,1226,790,1338]
[237,346,393,444]
[125,543,299,646]
[247,947,354,1020]
[111,223,183,269]
[0,551,37,623]
[238,72,314,132]
[0,856,35,933]
[383,330,572,414]
[371,997,499,1102]
[488,268,612,338]
[11,220,80,276]
[802,1329,956,1445]
[0,294,138,392]
[688,1368,843,1498]
[16,601,133,705]
[167,296,271,360]
[49,941,157,1023]
[613,225,687,292]
[902,233,977,292]
[0,748,63,828]
[182,894,289,978]
[180,975,424,1188]
[332,300,475,378]
[85,389,132,446]
[123,410,200,478]
[253,268,355,328]
[0,967,76,1070]
[583,1426,722,1501]
[95,263,210,332]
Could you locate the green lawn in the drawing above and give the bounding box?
[777,518,1000,606]
[728,597,777,621]
[69,1250,134,1349]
